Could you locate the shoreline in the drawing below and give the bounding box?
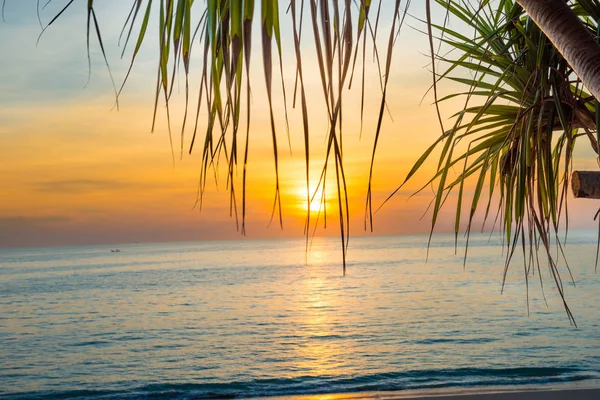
[254,382,600,400]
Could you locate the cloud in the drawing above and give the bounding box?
[0,215,72,247]
[32,179,168,194]
[0,215,70,225]
[0,213,243,248]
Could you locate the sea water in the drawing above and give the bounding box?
[1,232,600,399]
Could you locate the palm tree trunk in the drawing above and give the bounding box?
[516,0,600,101]
[572,171,600,198]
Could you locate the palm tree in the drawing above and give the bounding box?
[11,0,600,318]
[516,0,600,101]
[394,0,599,324]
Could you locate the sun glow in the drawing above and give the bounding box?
[291,180,335,215]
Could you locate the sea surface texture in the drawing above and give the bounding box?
[1,233,600,399]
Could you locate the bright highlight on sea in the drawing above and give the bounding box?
[1,232,599,399]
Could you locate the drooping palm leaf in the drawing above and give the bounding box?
[66,0,401,273]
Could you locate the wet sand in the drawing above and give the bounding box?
[255,385,600,400]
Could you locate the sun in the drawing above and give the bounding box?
[292,182,330,214]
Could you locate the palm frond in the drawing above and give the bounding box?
[396,0,598,324]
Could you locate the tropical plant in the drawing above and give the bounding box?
[7,0,600,320]
[516,0,600,100]
[58,0,408,274]
[391,0,599,324]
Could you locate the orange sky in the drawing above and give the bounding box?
[1,1,599,248]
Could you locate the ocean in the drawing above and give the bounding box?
[1,232,599,399]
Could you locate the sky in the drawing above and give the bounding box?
[1,0,599,248]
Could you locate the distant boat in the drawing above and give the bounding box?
[111,249,120,253]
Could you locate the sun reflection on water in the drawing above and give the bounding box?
[289,240,357,377]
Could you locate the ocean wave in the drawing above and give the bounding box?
[3,366,597,400]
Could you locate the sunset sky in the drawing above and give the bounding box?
[1,0,599,248]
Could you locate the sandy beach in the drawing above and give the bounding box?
[257,385,600,400]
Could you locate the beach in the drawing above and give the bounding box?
[260,385,600,400]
